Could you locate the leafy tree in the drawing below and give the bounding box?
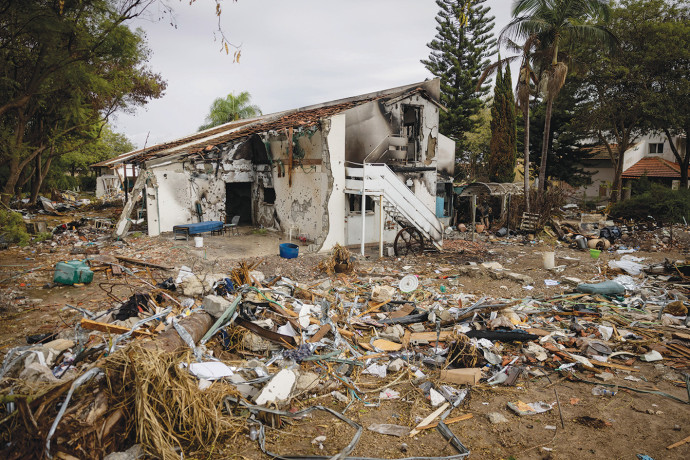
[0,0,165,205]
[636,0,690,187]
[527,74,592,187]
[198,91,262,131]
[422,0,497,158]
[503,0,617,196]
[570,0,677,202]
[488,62,517,182]
[463,105,492,181]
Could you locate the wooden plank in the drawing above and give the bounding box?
[409,403,449,437]
[402,329,411,349]
[114,256,173,271]
[80,318,153,337]
[308,324,332,343]
[389,304,415,319]
[416,414,473,431]
[372,339,402,351]
[410,331,453,342]
[672,331,690,341]
[667,434,690,450]
[308,317,353,338]
[591,360,640,372]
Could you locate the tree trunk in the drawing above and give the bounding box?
[523,106,530,213]
[1,158,21,206]
[666,127,689,189]
[537,98,554,197]
[680,125,690,188]
[30,154,53,205]
[610,158,623,203]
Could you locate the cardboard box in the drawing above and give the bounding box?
[440,368,482,385]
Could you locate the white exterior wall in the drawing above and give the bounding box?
[320,114,347,252]
[145,160,226,236]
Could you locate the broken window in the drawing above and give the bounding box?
[347,194,375,213]
[402,105,421,162]
[263,187,276,204]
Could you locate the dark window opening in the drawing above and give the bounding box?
[348,194,375,213]
[263,187,276,204]
[402,105,421,161]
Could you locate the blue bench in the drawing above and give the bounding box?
[172,221,224,240]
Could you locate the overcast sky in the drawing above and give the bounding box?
[112,0,515,148]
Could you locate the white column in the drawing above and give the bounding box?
[379,194,384,258]
[361,163,366,256]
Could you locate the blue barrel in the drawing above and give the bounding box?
[279,243,299,259]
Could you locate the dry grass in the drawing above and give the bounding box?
[104,345,245,459]
[317,244,355,275]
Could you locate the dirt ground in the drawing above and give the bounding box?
[1,221,689,459]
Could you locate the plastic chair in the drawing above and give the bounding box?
[224,215,240,236]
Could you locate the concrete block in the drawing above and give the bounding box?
[202,295,232,318]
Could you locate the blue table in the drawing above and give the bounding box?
[172,221,224,240]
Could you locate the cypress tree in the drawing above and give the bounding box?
[489,62,517,182]
[422,0,496,158]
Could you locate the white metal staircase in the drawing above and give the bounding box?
[345,163,443,251]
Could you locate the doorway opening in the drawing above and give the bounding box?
[226,182,252,224]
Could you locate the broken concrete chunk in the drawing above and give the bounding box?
[641,350,663,362]
[481,262,503,270]
[596,372,615,382]
[505,272,534,286]
[294,371,320,393]
[19,362,58,383]
[371,285,395,303]
[487,412,509,424]
[388,358,406,372]
[180,276,204,297]
[201,295,232,318]
[103,444,144,460]
[523,342,548,362]
[42,338,75,353]
[255,369,297,406]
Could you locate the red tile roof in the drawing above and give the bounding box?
[622,157,687,179]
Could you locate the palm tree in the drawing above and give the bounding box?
[502,0,617,197]
[198,91,262,131]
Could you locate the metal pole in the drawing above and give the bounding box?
[379,194,384,258]
[361,163,366,256]
[471,194,477,242]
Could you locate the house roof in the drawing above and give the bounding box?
[93,79,442,168]
[622,156,687,179]
[581,144,619,160]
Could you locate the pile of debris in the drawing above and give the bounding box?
[1,245,689,459]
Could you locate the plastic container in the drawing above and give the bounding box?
[54,260,94,285]
[576,280,626,295]
[194,236,204,248]
[543,251,555,269]
[279,243,299,259]
[592,385,617,397]
[589,248,601,259]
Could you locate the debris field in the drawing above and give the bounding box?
[0,216,689,460]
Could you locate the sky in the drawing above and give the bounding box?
[112,0,516,148]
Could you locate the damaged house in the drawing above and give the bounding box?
[93,79,455,253]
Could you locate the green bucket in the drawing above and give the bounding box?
[589,248,601,260]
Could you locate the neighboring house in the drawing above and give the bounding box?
[93,79,455,252]
[578,134,688,201]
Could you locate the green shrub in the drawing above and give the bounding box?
[79,175,97,191]
[34,232,52,242]
[610,184,690,224]
[0,209,30,246]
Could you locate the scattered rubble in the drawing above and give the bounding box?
[0,211,689,459]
